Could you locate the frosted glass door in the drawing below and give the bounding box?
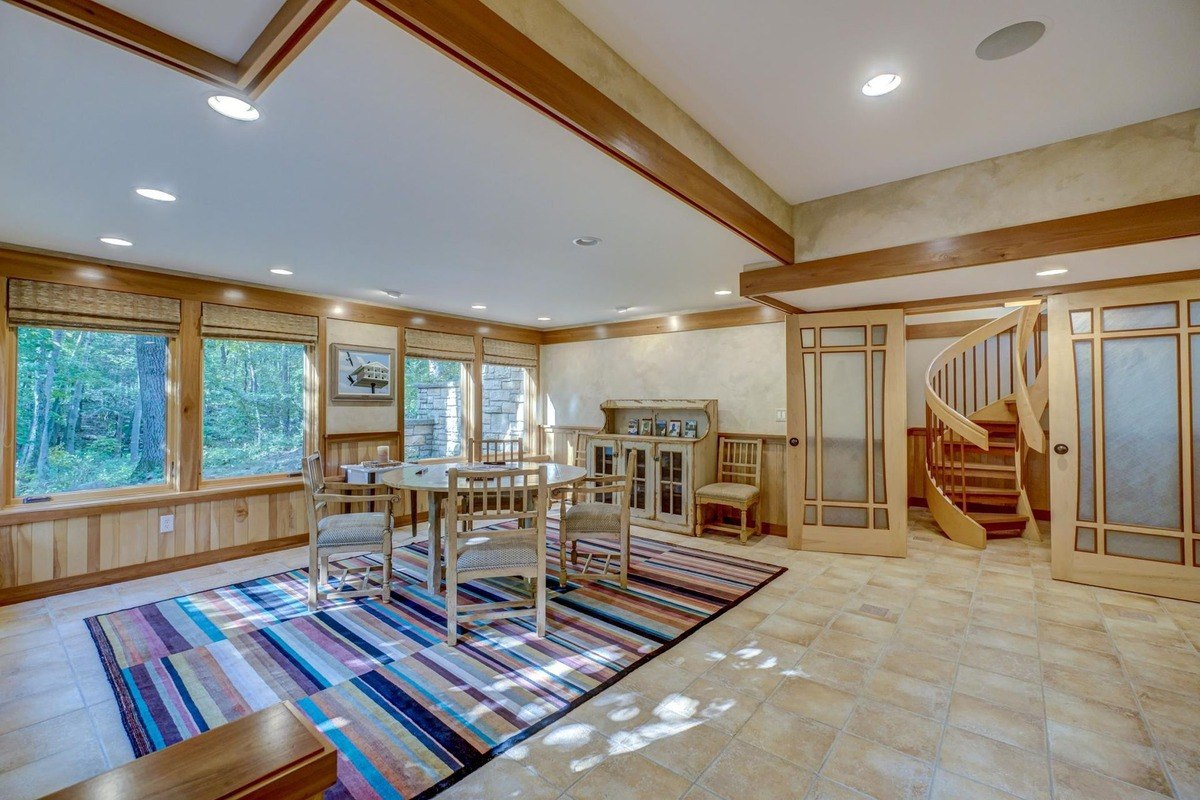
[785,310,907,556]
[1049,283,1200,602]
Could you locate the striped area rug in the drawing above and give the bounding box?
[87,522,783,799]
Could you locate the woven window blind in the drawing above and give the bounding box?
[200,303,318,344]
[7,279,180,334]
[405,328,475,361]
[483,337,537,369]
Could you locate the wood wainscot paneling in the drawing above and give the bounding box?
[0,487,307,603]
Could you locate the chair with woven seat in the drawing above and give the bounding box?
[551,430,590,515]
[558,458,634,589]
[302,453,398,611]
[477,437,523,463]
[694,437,763,544]
[444,464,550,645]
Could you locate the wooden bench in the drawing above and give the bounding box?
[44,702,337,800]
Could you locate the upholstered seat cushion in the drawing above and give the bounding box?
[316,512,389,548]
[456,536,539,572]
[695,482,760,503]
[562,502,621,538]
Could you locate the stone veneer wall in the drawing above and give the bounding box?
[403,371,525,459]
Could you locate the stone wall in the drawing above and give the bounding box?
[402,372,526,460]
[482,364,527,442]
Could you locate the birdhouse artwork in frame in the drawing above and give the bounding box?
[330,343,396,404]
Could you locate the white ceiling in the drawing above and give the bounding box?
[559,0,1200,203]
[777,236,1200,312]
[101,0,285,62]
[0,2,765,328]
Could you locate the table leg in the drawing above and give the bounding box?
[426,491,443,593]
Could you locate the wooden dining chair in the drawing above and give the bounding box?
[694,437,763,544]
[558,457,635,589]
[443,465,549,645]
[478,437,524,462]
[302,453,397,610]
[552,430,591,514]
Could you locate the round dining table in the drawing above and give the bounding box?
[381,461,586,591]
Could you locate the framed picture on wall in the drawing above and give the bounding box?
[330,343,395,404]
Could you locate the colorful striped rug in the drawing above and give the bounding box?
[87,522,783,799]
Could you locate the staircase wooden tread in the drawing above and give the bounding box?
[964,487,1021,496]
[968,512,1027,523]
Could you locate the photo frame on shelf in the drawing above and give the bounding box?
[639,418,653,436]
[683,420,698,439]
[627,418,639,435]
[330,343,395,404]
[667,419,682,437]
[655,419,668,437]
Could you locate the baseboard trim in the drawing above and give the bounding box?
[0,534,309,606]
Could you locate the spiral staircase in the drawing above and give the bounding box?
[924,303,1048,549]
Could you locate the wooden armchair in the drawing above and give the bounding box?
[302,453,398,611]
[694,437,763,544]
[558,458,634,588]
[478,437,524,462]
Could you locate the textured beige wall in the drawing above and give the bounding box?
[793,108,1200,262]
[325,318,399,435]
[541,322,787,433]
[479,0,791,232]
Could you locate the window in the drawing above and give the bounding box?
[481,363,529,444]
[404,357,467,460]
[15,327,168,497]
[202,339,306,479]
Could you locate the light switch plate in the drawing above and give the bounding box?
[776,409,787,422]
[159,514,175,534]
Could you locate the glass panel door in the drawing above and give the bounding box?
[656,443,690,526]
[622,441,652,518]
[785,310,907,556]
[1049,284,1200,602]
[589,439,617,504]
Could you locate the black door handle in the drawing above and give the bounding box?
[788,437,800,447]
[1054,443,1069,455]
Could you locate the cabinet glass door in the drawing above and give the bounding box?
[657,443,689,524]
[623,442,652,518]
[589,439,618,504]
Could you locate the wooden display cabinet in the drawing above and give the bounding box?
[584,400,717,535]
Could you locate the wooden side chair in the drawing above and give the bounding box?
[444,465,549,646]
[694,437,763,544]
[478,437,524,463]
[559,458,634,589]
[552,430,590,515]
[302,453,398,611]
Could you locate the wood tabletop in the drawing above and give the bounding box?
[381,461,586,492]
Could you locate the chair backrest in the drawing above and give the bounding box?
[445,465,549,554]
[301,453,326,543]
[717,437,763,488]
[478,438,523,463]
[571,432,589,469]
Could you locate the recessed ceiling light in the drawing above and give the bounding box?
[616,306,631,314]
[331,305,344,315]
[472,304,487,310]
[207,95,260,121]
[861,73,901,96]
[537,316,551,321]
[1036,267,1068,277]
[269,267,293,275]
[382,290,403,299]
[573,236,602,247]
[135,187,176,202]
[1004,299,1043,307]
[714,289,733,296]
[99,236,132,247]
[976,21,1046,61]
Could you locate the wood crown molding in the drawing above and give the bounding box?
[740,194,1200,296]
[6,0,345,98]
[360,0,793,265]
[541,304,784,345]
[0,244,542,343]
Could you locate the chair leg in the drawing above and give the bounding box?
[694,501,703,537]
[445,575,458,646]
[755,501,762,537]
[558,534,568,587]
[619,532,629,590]
[408,491,417,539]
[740,507,749,544]
[307,547,319,611]
[381,535,392,604]
[534,574,546,638]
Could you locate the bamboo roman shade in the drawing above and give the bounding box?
[405,328,475,361]
[483,337,538,369]
[200,303,318,344]
[6,279,181,334]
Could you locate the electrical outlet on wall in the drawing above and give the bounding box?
[776,409,787,422]
[159,514,175,534]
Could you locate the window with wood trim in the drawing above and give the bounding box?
[14,327,170,498]
[481,337,536,450]
[403,357,468,460]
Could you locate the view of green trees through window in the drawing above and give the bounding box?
[404,357,465,460]
[15,327,168,497]
[202,339,306,479]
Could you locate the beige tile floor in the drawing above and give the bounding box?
[1,510,1198,800]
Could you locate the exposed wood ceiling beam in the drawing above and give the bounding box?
[748,294,804,315]
[360,0,794,265]
[236,0,349,99]
[740,195,1200,296]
